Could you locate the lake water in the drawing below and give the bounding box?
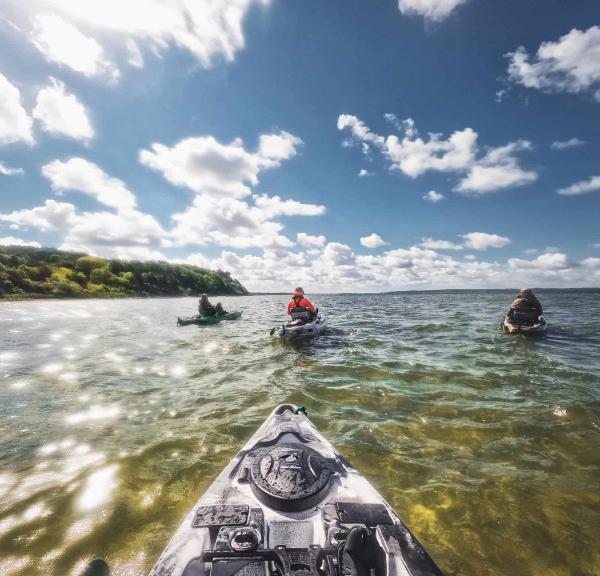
[1,291,599,576]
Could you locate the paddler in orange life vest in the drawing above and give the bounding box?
[287,287,316,323]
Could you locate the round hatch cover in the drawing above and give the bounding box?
[249,444,332,511]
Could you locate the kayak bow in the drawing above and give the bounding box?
[148,404,445,576]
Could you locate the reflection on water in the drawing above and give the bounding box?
[0,291,599,575]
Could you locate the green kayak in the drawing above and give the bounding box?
[177,311,242,326]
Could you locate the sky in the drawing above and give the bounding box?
[0,0,599,292]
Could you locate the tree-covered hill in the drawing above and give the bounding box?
[0,246,248,299]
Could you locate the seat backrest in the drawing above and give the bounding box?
[512,308,538,323]
[290,306,311,321]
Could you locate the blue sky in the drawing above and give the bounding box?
[0,0,599,291]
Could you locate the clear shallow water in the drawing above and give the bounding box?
[0,291,599,576]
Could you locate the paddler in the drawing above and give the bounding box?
[198,293,227,317]
[506,288,543,324]
[287,287,316,322]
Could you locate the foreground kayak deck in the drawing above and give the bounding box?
[502,315,547,335]
[177,311,242,326]
[149,404,444,576]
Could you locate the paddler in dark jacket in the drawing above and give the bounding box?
[287,287,316,322]
[507,288,543,323]
[198,293,227,317]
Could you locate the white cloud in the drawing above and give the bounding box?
[321,242,356,266]
[455,140,537,195]
[420,238,463,250]
[31,0,271,69]
[140,131,316,251]
[140,131,301,198]
[297,232,326,248]
[170,240,600,292]
[358,169,370,177]
[169,196,294,250]
[339,114,477,177]
[508,252,571,271]
[42,158,137,211]
[62,209,166,252]
[550,137,585,150]
[338,114,536,195]
[337,114,384,146]
[0,73,34,145]
[0,236,41,247]
[126,38,144,68]
[421,232,510,251]
[506,26,600,100]
[387,126,477,177]
[423,190,443,202]
[397,0,469,21]
[360,233,387,249]
[253,194,325,218]
[0,199,76,232]
[0,162,24,176]
[258,131,303,163]
[31,14,118,79]
[33,78,94,141]
[557,176,600,196]
[0,197,167,259]
[461,232,510,250]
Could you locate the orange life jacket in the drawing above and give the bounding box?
[287,296,315,316]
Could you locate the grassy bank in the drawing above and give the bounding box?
[0,246,248,299]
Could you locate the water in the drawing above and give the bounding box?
[0,291,599,576]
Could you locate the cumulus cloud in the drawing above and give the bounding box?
[140,132,301,198]
[253,194,324,218]
[338,114,536,195]
[423,190,444,202]
[0,73,34,145]
[358,169,370,177]
[204,241,600,293]
[31,14,118,79]
[360,233,387,249]
[0,162,24,176]
[25,0,271,73]
[170,196,293,250]
[297,232,326,248]
[0,236,41,247]
[0,158,169,258]
[456,141,537,194]
[397,0,469,22]
[550,138,585,150]
[126,39,144,68]
[337,114,384,146]
[508,252,571,271]
[420,238,463,250]
[0,199,76,232]
[461,232,510,250]
[421,232,510,251]
[62,209,166,252]
[33,78,94,141]
[140,131,318,250]
[42,158,137,211]
[258,131,303,163]
[0,196,167,259]
[506,26,600,101]
[557,176,600,196]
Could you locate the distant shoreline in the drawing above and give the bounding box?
[2,287,598,302]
